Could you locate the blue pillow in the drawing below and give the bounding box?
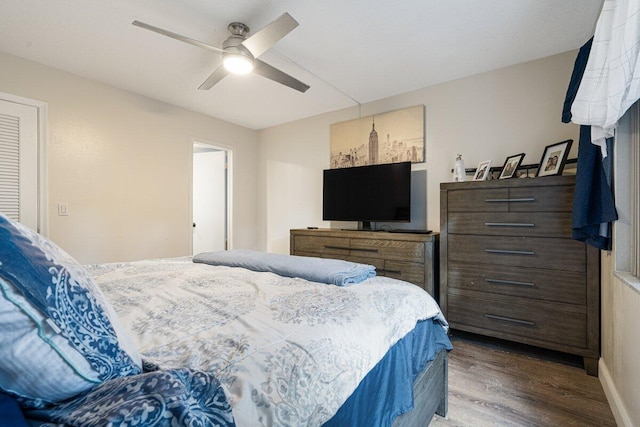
[0,212,142,408]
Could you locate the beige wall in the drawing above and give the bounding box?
[0,52,259,264]
[600,254,640,426]
[598,110,640,426]
[258,50,581,253]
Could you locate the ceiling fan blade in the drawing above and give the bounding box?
[253,59,310,93]
[132,20,225,55]
[241,13,299,58]
[198,65,229,90]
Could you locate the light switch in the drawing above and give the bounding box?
[57,203,68,216]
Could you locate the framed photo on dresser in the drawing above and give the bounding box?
[498,153,525,179]
[537,139,572,177]
[473,160,492,181]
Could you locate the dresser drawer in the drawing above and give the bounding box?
[446,185,574,213]
[446,261,586,305]
[448,235,586,272]
[447,189,509,212]
[293,235,350,257]
[447,211,572,238]
[509,185,574,212]
[350,238,424,262]
[447,290,586,348]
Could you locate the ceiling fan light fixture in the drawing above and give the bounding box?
[223,53,254,75]
[134,13,309,91]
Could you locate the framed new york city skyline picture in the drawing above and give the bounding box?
[329,105,425,169]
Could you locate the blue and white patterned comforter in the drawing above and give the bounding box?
[87,257,447,427]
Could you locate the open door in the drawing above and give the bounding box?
[192,143,230,254]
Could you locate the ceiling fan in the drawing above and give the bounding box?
[132,12,310,93]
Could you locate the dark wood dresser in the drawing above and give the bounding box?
[290,228,439,299]
[439,175,600,375]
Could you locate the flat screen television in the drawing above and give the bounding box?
[323,161,411,230]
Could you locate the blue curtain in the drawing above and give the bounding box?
[562,38,618,250]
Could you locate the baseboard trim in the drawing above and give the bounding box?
[599,358,633,426]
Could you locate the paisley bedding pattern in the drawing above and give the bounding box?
[87,257,448,426]
[27,368,234,427]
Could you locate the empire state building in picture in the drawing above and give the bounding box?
[369,118,378,165]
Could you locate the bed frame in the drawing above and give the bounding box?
[393,349,448,426]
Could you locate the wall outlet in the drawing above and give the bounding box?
[57,202,68,216]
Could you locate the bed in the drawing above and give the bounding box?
[0,212,452,426]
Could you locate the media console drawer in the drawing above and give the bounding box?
[350,238,424,262]
[293,235,350,257]
[290,228,439,299]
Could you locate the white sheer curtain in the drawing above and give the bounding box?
[571,0,640,151]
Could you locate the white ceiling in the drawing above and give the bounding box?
[0,0,603,130]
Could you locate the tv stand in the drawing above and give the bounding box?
[388,229,432,234]
[290,228,439,300]
[358,220,372,231]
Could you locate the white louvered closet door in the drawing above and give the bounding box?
[0,99,38,230]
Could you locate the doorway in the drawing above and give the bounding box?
[192,142,232,254]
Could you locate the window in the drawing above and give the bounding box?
[632,105,640,277]
[614,101,640,282]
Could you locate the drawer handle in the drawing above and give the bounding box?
[381,269,402,275]
[484,197,536,203]
[350,247,379,253]
[324,245,379,253]
[486,278,535,287]
[324,245,351,251]
[485,249,535,256]
[484,222,535,227]
[485,314,535,326]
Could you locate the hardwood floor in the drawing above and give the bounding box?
[431,331,616,427]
